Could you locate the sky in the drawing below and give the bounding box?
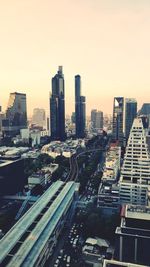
[1,0,150,117]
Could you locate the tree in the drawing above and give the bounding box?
[31,184,43,196]
[38,153,53,165]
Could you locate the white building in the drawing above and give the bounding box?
[97,146,121,214]
[119,117,150,205]
[28,163,58,189]
[32,108,46,128]
[102,146,121,184]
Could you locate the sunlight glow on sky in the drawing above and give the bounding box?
[1,0,150,116]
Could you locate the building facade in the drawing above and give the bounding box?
[32,108,46,128]
[112,97,124,145]
[91,109,103,132]
[115,204,150,266]
[95,111,103,131]
[91,109,97,129]
[124,98,137,140]
[119,117,150,205]
[4,92,27,136]
[50,66,66,141]
[75,75,86,138]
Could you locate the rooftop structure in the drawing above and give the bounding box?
[125,204,150,221]
[0,181,79,267]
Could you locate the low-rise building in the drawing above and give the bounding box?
[97,145,121,214]
[82,237,113,266]
[102,146,121,184]
[0,158,25,195]
[28,163,58,189]
[97,184,120,214]
[42,139,85,158]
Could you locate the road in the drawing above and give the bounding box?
[66,147,106,183]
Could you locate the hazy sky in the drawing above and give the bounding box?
[1,0,150,116]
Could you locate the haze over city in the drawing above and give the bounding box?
[1,0,150,116]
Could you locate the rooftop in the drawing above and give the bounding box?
[126,205,150,221]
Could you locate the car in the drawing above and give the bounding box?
[73,239,77,247]
[59,249,63,255]
[67,256,71,263]
[63,254,67,261]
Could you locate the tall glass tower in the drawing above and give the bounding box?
[75,75,86,138]
[50,66,66,141]
[112,97,124,145]
[124,98,137,140]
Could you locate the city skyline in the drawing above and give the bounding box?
[1,0,150,115]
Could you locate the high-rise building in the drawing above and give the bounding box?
[71,112,76,124]
[5,92,27,135]
[91,109,103,131]
[0,107,5,134]
[75,75,86,138]
[50,66,66,141]
[32,108,46,128]
[115,204,150,266]
[95,111,103,130]
[91,109,97,129]
[112,97,124,145]
[119,117,150,205]
[124,98,137,140]
[138,103,150,117]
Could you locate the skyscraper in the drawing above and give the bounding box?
[124,98,137,140]
[119,117,150,205]
[96,111,103,130]
[91,109,97,129]
[91,109,103,132]
[5,92,27,135]
[75,75,86,138]
[50,66,66,141]
[138,103,150,117]
[112,97,124,145]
